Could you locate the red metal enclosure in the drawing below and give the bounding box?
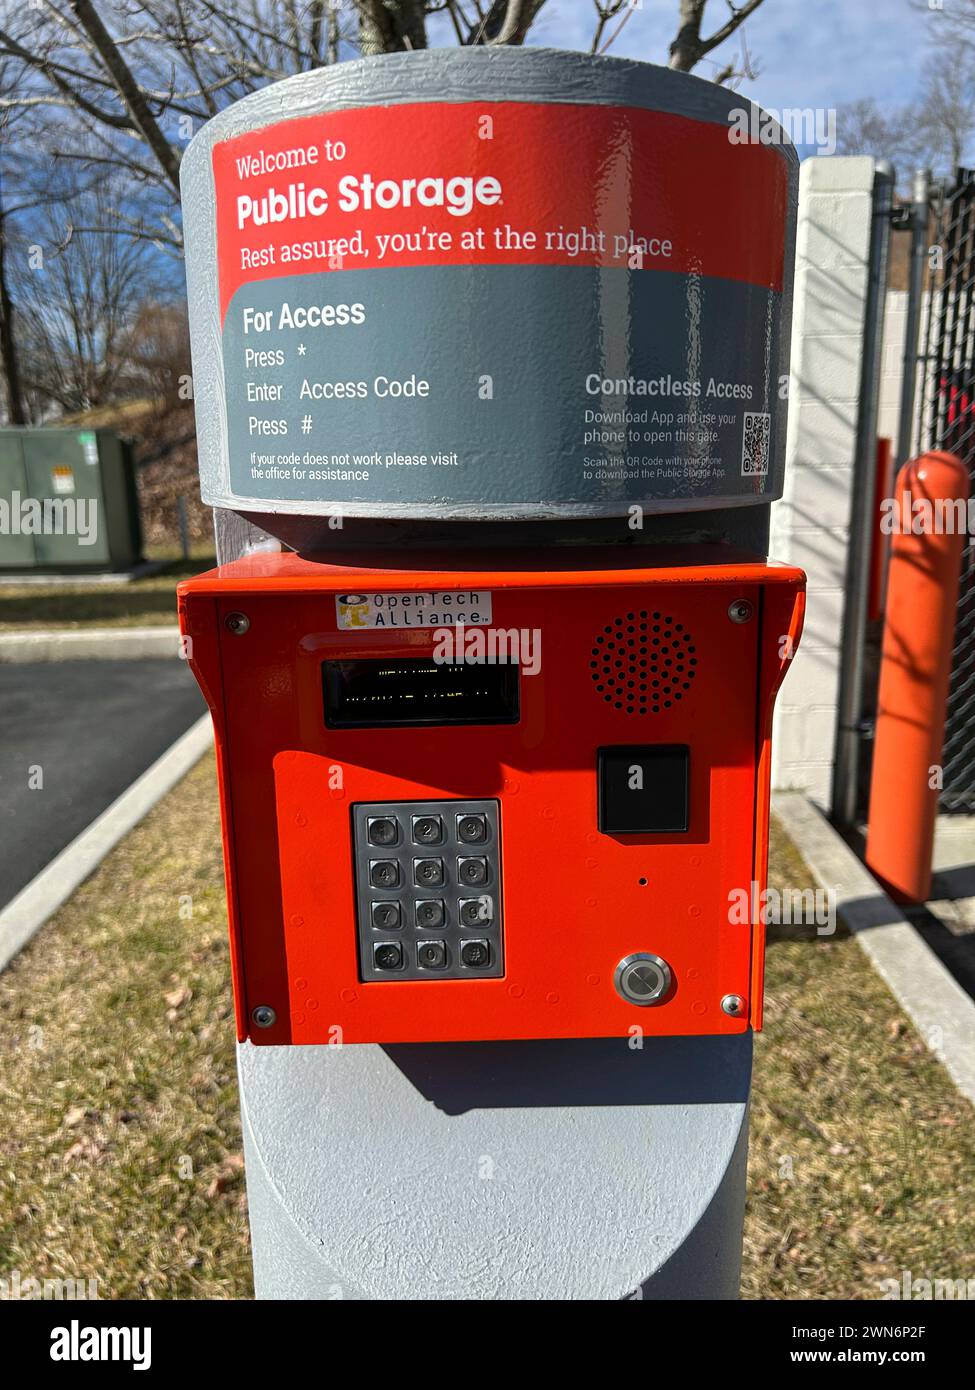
[178,548,804,1045]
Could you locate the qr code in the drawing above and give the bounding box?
[741,411,771,476]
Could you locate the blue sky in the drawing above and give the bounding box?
[525,0,935,116]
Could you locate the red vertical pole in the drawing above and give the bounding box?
[865,451,969,903]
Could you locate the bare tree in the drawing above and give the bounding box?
[835,98,912,161]
[886,1,975,175]
[11,177,168,417]
[0,82,65,425]
[0,2,561,252]
[667,0,766,76]
[0,138,27,424]
[0,0,769,423]
[0,1,766,253]
[911,57,975,174]
[120,300,192,404]
[836,58,975,182]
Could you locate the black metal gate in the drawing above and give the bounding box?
[919,169,975,812]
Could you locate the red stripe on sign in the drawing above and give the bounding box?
[213,101,790,321]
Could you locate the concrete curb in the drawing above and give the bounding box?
[0,560,167,587]
[0,625,181,662]
[0,713,213,974]
[773,791,975,1108]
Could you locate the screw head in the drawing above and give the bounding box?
[252,1005,276,1028]
[721,994,746,1017]
[728,600,754,624]
[226,612,250,635]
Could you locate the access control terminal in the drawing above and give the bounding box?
[178,546,804,1045]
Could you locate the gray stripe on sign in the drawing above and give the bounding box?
[222,265,786,514]
[181,49,800,168]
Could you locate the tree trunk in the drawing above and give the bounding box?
[668,0,766,74]
[358,1,427,56]
[669,0,705,71]
[68,0,182,192]
[0,213,27,425]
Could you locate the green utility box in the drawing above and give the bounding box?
[0,427,142,572]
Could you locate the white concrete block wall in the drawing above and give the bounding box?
[771,156,876,805]
[878,289,907,445]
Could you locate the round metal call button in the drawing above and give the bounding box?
[614,953,672,1006]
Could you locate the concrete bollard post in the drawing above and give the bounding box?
[238,1035,752,1300]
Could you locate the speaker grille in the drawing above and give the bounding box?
[590,610,698,715]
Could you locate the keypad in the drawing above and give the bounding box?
[353,800,503,981]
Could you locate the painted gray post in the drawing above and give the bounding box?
[895,168,932,473]
[225,514,756,1298]
[179,49,798,1299]
[832,163,894,826]
[238,1034,752,1300]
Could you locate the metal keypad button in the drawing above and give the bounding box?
[458,857,488,886]
[417,940,447,970]
[370,859,400,889]
[412,815,443,845]
[459,897,492,927]
[367,816,399,846]
[457,813,488,844]
[373,941,403,971]
[414,858,444,887]
[415,899,445,929]
[371,901,401,930]
[460,939,490,968]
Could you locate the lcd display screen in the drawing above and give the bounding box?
[323,658,520,728]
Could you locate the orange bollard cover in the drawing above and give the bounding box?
[866,451,969,903]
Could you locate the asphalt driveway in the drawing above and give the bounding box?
[0,659,205,908]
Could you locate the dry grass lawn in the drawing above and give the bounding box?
[0,549,215,631]
[0,756,973,1299]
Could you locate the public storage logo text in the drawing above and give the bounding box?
[336,591,493,630]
